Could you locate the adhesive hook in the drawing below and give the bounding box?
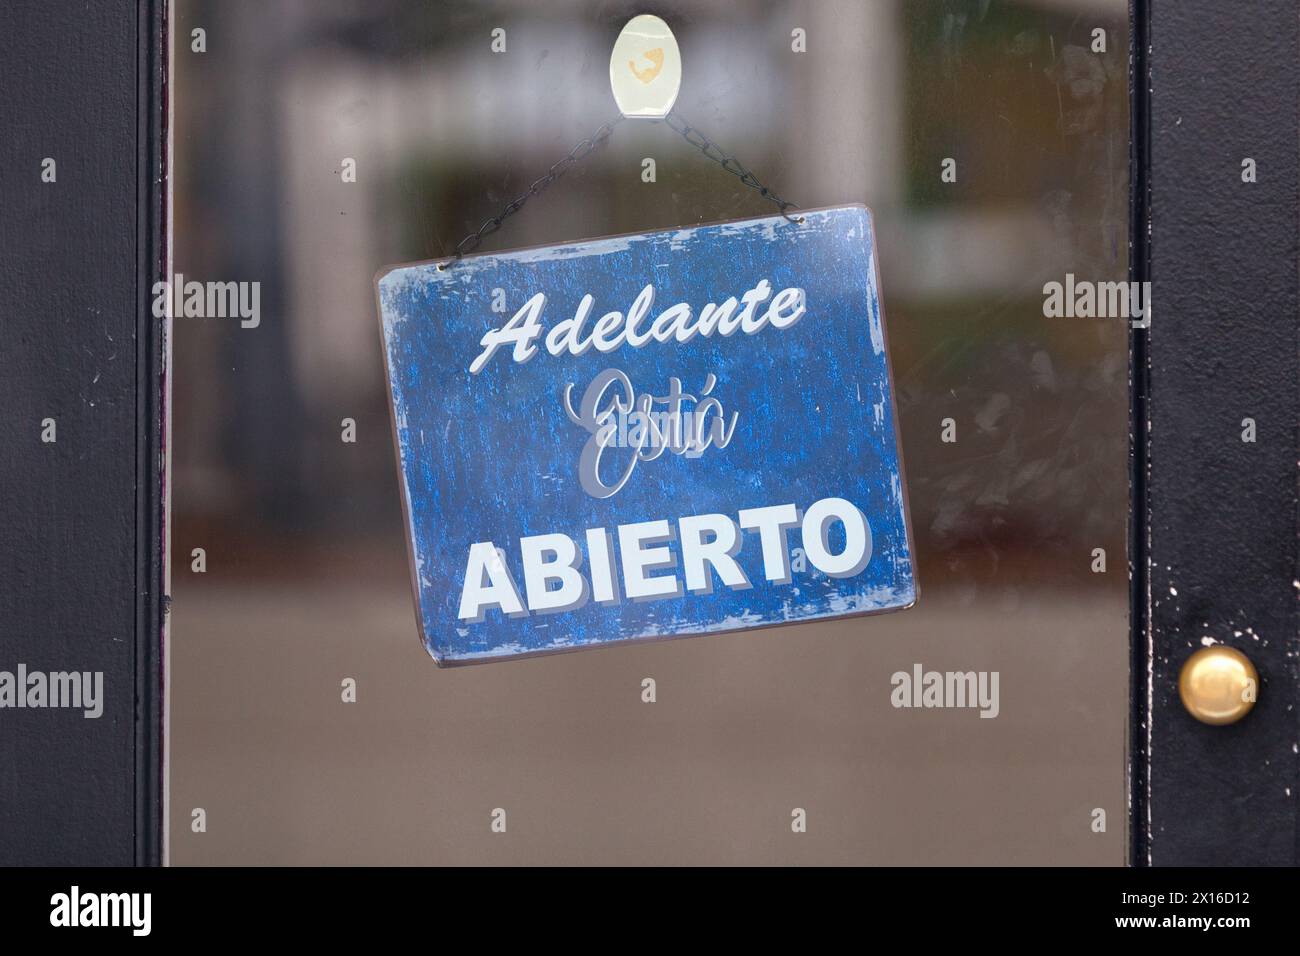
[610,14,681,119]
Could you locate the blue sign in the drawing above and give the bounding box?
[377,205,915,665]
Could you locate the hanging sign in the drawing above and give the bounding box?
[376,205,916,664]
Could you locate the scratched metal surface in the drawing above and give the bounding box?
[377,205,914,663]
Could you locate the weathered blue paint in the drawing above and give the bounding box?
[377,205,915,664]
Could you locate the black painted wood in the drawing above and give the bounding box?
[1127,0,1152,867]
[0,1,165,865]
[1141,0,1300,865]
[135,0,167,869]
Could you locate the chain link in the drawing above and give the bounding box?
[663,110,803,222]
[439,110,802,268]
[439,117,623,268]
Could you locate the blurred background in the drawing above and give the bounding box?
[170,0,1131,864]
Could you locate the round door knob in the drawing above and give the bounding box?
[1178,646,1259,725]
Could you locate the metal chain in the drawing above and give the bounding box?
[439,117,624,268]
[664,110,803,223]
[440,110,802,267]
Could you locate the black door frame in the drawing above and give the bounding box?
[1132,0,1299,865]
[0,0,1295,866]
[135,0,168,869]
[0,0,167,866]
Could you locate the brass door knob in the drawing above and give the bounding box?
[1178,646,1259,725]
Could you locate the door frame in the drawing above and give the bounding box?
[1131,0,1299,865]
